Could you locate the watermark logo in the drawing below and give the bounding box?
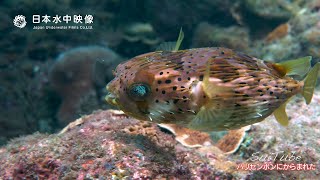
[236,151,316,171]
[13,15,27,28]
[13,14,94,30]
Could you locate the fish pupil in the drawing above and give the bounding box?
[128,83,150,101]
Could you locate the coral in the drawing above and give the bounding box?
[216,126,251,154]
[49,46,123,125]
[192,22,250,51]
[123,22,161,46]
[116,22,162,57]
[265,23,291,43]
[157,123,213,148]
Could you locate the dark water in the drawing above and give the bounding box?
[0,0,319,145]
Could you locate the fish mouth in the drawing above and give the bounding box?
[105,84,119,107]
[105,92,119,107]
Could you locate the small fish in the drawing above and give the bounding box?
[105,30,319,131]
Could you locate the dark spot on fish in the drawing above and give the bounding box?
[178,108,183,112]
[173,86,177,91]
[221,51,225,55]
[178,77,182,81]
[257,90,263,92]
[186,71,189,74]
[131,73,133,76]
[167,72,169,74]
[173,99,179,104]
[158,80,162,84]
[199,75,204,81]
[156,88,158,92]
[276,96,279,99]
[187,77,191,80]
[155,99,159,103]
[188,61,192,63]
[275,85,278,88]
[270,91,273,95]
[181,86,185,89]
[183,96,187,99]
[169,112,174,114]
[160,72,163,75]
[124,76,127,78]
[244,94,249,97]
[263,99,267,102]
[166,100,170,104]
[260,94,263,96]
[235,91,240,94]
[183,100,188,103]
[235,103,241,107]
[165,79,171,84]
[239,82,246,85]
[203,95,206,98]
[162,90,166,94]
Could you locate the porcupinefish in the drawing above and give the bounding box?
[105,30,319,132]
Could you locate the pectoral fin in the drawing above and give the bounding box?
[188,103,232,131]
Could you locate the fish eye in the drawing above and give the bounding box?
[128,83,151,101]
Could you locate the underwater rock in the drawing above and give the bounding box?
[1,89,320,178]
[49,46,123,125]
[251,8,320,63]
[192,22,250,51]
[0,109,248,179]
[145,0,236,40]
[243,0,302,20]
[238,91,320,179]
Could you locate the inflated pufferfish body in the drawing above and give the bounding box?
[106,36,319,131]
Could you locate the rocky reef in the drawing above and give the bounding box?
[0,110,247,179]
[1,91,319,179]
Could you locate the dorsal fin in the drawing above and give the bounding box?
[273,56,311,77]
[173,28,184,51]
[156,28,184,52]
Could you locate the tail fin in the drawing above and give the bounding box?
[302,63,320,104]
